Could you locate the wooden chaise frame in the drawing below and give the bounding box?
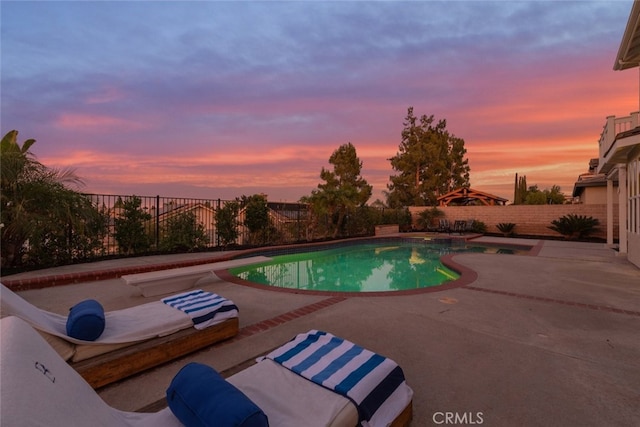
[0,279,240,390]
[72,317,239,389]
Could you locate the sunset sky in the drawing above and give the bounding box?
[2,0,638,204]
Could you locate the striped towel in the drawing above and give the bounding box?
[262,330,409,426]
[161,290,238,330]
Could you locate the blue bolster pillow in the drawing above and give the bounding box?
[66,299,105,341]
[167,362,269,427]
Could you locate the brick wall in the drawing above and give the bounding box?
[408,204,618,239]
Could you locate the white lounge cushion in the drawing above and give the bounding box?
[0,316,182,427]
[228,359,359,427]
[0,283,191,345]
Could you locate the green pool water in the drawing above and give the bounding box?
[229,241,526,293]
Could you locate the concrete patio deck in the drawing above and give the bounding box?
[2,237,639,426]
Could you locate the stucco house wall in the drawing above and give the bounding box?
[579,187,611,205]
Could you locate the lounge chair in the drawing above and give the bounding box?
[438,218,451,233]
[452,220,466,234]
[464,219,475,232]
[0,284,239,388]
[1,316,414,427]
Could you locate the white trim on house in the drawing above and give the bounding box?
[600,1,640,267]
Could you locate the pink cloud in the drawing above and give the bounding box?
[55,113,146,131]
[7,1,637,205]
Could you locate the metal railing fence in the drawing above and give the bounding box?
[84,194,312,256]
[1,192,410,274]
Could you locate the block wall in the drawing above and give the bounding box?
[408,204,618,239]
[375,224,400,236]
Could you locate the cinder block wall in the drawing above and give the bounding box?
[408,204,618,239]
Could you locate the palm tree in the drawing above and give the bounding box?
[1,130,98,268]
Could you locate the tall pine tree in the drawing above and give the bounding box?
[303,142,372,238]
[387,107,470,207]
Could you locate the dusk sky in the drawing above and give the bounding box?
[2,1,637,204]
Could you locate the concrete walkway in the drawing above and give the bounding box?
[2,238,639,426]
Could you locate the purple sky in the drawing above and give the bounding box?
[2,0,637,203]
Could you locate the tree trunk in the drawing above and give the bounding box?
[332,210,345,239]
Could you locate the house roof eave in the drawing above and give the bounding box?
[614,0,640,71]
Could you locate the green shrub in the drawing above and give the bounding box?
[416,207,444,231]
[496,222,516,236]
[395,208,413,231]
[160,211,208,252]
[375,207,411,229]
[113,196,152,254]
[548,214,600,240]
[243,194,271,245]
[215,200,240,247]
[471,220,487,234]
[350,207,411,235]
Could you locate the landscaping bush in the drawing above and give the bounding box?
[548,214,600,240]
[496,222,516,236]
[160,211,209,252]
[113,196,152,254]
[471,220,487,234]
[416,207,444,231]
[215,200,240,247]
[243,194,271,245]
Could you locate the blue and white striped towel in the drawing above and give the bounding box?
[262,330,411,426]
[161,290,238,330]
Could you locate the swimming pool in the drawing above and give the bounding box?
[228,239,529,293]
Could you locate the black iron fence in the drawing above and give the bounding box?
[1,192,410,274]
[84,194,311,255]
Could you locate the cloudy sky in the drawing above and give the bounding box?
[1,0,637,203]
